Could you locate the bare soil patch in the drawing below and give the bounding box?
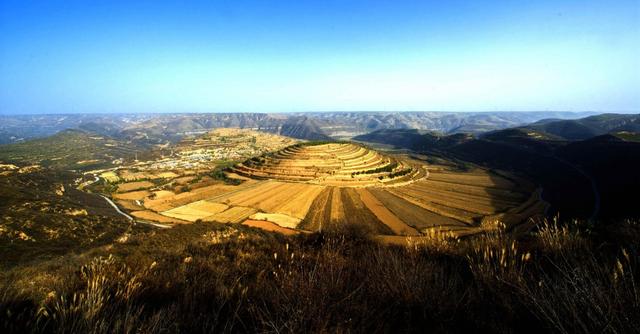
[356,188,420,236]
[117,181,154,193]
[368,188,465,229]
[144,184,239,211]
[329,187,345,222]
[249,213,301,229]
[299,187,332,231]
[115,199,144,211]
[113,190,151,201]
[340,188,393,235]
[242,219,303,235]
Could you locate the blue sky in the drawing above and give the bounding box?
[1,0,638,114]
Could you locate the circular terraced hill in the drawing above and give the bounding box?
[231,143,426,187]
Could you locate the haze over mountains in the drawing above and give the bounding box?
[0,111,600,144]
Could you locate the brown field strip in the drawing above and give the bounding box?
[400,187,496,215]
[329,187,345,222]
[213,181,286,206]
[274,184,326,219]
[249,212,301,228]
[143,183,247,212]
[233,182,295,210]
[151,190,175,199]
[386,188,477,224]
[482,189,548,229]
[242,219,305,235]
[402,185,509,214]
[340,188,393,235]
[299,187,332,231]
[113,190,151,201]
[298,187,392,234]
[161,200,229,222]
[427,171,516,189]
[416,179,525,200]
[173,176,196,184]
[356,188,420,236]
[368,188,466,229]
[203,206,257,224]
[118,171,148,181]
[201,180,268,203]
[211,181,324,220]
[117,181,155,192]
[115,199,144,211]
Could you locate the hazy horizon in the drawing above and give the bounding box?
[1,0,639,114]
[0,110,631,117]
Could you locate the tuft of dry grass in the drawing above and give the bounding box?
[536,216,588,255]
[1,219,639,333]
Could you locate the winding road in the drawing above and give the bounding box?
[80,173,172,229]
[99,194,134,220]
[99,194,171,229]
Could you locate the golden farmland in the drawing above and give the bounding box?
[100,138,547,238]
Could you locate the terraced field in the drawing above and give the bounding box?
[110,142,548,239]
[231,143,424,187]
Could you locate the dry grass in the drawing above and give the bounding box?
[242,219,303,235]
[536,216,588,254]
[3,218,638,333]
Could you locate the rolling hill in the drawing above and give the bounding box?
[0,129,143,170]
[355,125,640,221]
[0,170,141,269]
[522,113,640,140]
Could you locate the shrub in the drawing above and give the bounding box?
[1,219,639,333]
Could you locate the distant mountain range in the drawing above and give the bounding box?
[0,111,600,144]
